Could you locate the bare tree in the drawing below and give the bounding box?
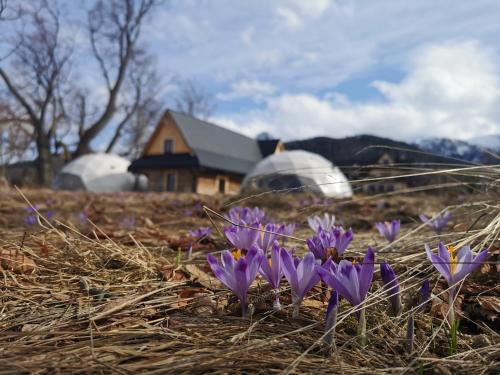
[0,0,157,185]
[0,103,34,167]
[174,79,215,119]
[0,1,71,185]
[104,52,159,153]
[73,0,155,157]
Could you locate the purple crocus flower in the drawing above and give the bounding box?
[331,227,354,256]
[280,223,296,236]
[425,242,488,289]
[224,222,260,250]
[419,211,452,234]
[317,247,375,345]
[317,247,375,309]
[375,220,400,243]
[306,229,334,261]
[281,250,321,318]
[259,243,284,308]
[207,245,264,316]
[188,226,213,239]
[425,242,488,325]
[120,216,135,230]
[226,206,267,225]
[77,211,88,224]
[257,223,280,253]
[380,262,402,316]
[308,213,335,233]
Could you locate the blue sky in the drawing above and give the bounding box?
[136,0,500,142]
[5,0,500,147]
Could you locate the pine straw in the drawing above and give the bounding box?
[0,165,499,374]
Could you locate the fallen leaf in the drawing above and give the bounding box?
[0,248,37,274]
[184,264,224,290]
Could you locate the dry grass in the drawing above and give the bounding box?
[0,164,499,374]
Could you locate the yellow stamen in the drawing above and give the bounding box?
[232,249,242,260]
[448,246,457,274]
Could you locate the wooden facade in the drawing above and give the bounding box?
[130,110,282,195]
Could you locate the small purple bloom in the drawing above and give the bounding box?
[77,211,88,224]
[207,245,264,316]
[45,210,56,222]
[421,279,430,302]
[188,226,212,239]
[23,215,37,226]
[308,213,335,233]
[380,262,402,316]
[425,242,488,289]
[278,223,296,236]
[418,279,430,310]
[224,223,260,250]
[306,229,334,260]
[331,227,354,256]
[120,216,136,230]
[281,250,321,317]
[375,220,400,243]
[257,223,280,253]
[317,247,375,309]
[419,211,452,234]
[259,243,284,308]
[225,206,267,225]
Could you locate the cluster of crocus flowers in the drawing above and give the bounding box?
[308,213,335,232]
[207,245,264,316]
[307,226,354,261]
[225,206,268,225]
[419,211,452,234]
[375,220,400,243]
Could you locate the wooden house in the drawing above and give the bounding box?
[129,110,284,194]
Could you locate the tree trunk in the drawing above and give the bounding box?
[35,131,53,187]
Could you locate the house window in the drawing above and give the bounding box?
[166,173,176,192]
[218,178,226,194]
[164,139,173,153]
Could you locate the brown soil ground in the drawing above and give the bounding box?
[0,187,498,374]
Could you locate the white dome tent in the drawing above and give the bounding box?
[242,150,352,198]
[53,153,147,192]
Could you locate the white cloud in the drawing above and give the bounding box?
[213,42,500,141]
[276,7,302,29]
[217,79,277,101]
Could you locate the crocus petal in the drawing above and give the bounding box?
[437,242,451,264]
[234,258,249,302]
[425,245,452,284]
[207,254,236,291]
[221,250,236,271]
[359,247,375,300]
[280,249,299,292]
[246,245,263,284]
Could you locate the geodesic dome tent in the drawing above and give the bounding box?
[242,150,353,198]
[53,153,147,192]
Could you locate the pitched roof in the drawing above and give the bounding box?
[168,110,263,175]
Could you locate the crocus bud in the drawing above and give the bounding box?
[380,262,402,316]
[406,312,414,353]
[324,291,339,354]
